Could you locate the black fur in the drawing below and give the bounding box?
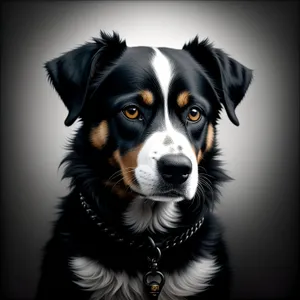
[36,31,253,300]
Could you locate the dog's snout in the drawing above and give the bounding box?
[157,154,192,184]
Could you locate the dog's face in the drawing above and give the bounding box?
[89,47,220,201]
[45,32,252,203]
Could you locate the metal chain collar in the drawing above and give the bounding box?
[79,192,204,252]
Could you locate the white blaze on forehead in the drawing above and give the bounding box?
[151,48,174,130]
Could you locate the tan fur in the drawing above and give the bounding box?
[197,150,203,164]
[139,90,153,106]
[177,91,190,108]
[193,124,214,164]
[192,145,197,156]
[108,157,117,166]
[103,180,135,200]
[113,145,143,186]
[206,123,214,152]
[90,121,109,150]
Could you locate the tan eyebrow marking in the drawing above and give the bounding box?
[139,90,153,106]
[177,91,190,108]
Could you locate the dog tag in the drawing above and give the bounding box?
[144,270,165,299]
[147,281,161,297]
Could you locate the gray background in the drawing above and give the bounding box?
[1,1,299,299]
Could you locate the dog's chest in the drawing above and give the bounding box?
[70,256,219,300]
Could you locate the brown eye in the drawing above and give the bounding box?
[187,108,201,122]
[123,106,140,119]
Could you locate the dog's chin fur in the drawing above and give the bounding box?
[36,31,252,300]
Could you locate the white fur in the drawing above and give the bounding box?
[160,257,219,299]
[70,257,143,300]
[70,256,219,300]
[123,196,180,233]
[151,48,174,130]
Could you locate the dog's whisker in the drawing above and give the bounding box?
[125,178,139,194]
[107,169,135,183]
[108,167,135,181]
[110,169,136,191]
[197,181,209,208]
[107,170,123,180]
[198,176,215,206]
[200,175,213,190]
[196,183,205,202]
[198,165,208,174]
[198,166,215,179]
[199,178,212,190]
[111,178,126,191]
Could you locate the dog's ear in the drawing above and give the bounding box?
[45,31,127,126]
[183,36,253,126]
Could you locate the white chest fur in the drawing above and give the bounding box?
[123,197,181,233]
[70,256,219,300]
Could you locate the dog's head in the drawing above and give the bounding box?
[45,31,252,203]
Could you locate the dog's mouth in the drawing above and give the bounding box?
[152,190,184,198]
[129,185,185,201]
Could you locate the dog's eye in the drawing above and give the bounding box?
[187,107,201,122]
[123,105,140,120]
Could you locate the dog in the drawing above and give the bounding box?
[36,31,253,300]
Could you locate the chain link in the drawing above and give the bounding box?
[79,193,204,252]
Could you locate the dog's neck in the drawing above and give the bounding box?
[78,191,205,252]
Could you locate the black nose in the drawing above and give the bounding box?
[157,154,192,184]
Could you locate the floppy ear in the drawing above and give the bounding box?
[45,31,127,126]
[183,37,253,126]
